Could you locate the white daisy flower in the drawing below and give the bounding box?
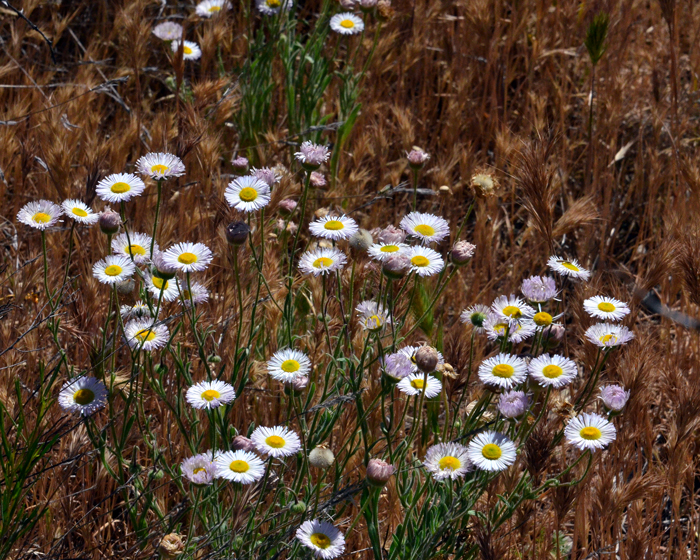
[397,345,445,374]
[478,353,527,389]
[145,273,180,302]
[152,21,183,41]
[251,426,302,458]
[367,242,408,261]
[61,199,99,225]
[135,152,186,180]
[111,232,156,264]
[171,40,202,60]
[355,300,391,331]
[177,279,209,306]
[330,12,364,35]
[309,215,359,241]
[397,373,442,398]
[584,323,635,348]
[296,519,346,560]
[267,348,312,382]
[120,300,154,320]
[400,212,450,245]
[528,354,578,389]
[564,413,616,451]
[92,255,136,285]
[17,200,62,230]
[196,0,231,17]
[95,173,146,203]
[256,0,293,16]
[583,296,630,322]
[483,314,536,344]
[225,175,271,212]
[405,246,444,277]
[491,295,535,321]
[163,242,213,273]
[186,380,236,410]
[124,319,170,352]
[423,442,471,481]
[460,304,490,333]
[214,450,265,484]
[298,247,347,276]
[181,452,216,486]
[547,256,591,281]
[468,431,517,472]
[58,377,107,416]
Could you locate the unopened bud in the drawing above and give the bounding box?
[284,375,308,396]
[278,198,297,215]
[451,241,476,265]
[407,147,430,170]
[349,229,374,251]
[414,346,439,373]
[382,254,410,280]
[231,435,256,453]
[366,458,395,487]
[359,0,377,10]
[378,225,406,245]
[308,446,335,469]
[290,501,307,514]
[310,171,327,188]
[231,156,249,175]
[98,208,121,235]
[152,251,177,280]
[225,221,250,246]
[116,278,135,294]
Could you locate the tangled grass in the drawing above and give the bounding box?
[1,0,700,558]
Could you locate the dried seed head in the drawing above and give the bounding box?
[470,171,499,198]
[225,221,250,245]
[308,446,335,469]
[376,0,394,22]
[414,346,439,373]
[349,228,374,251]
[98,208,121,235]
[366,458,395,487]
[159,533,185,558]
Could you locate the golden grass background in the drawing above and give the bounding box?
[1,0,700,557]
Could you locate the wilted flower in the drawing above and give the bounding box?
[460,304,490,333]
[349,229,374,251]
[356,300,391,331]
[159,533,185,558]
[547,256,590,281]
[470,171,498,198]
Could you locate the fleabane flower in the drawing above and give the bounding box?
[423,442,471,481]
[58,377,107,416]
[483,314,536,344]
[96,173,146,203]
[547,256,590,281]
[564,413,616,451]
[382,352,413,380]
[491,295,535,322]
[330,12,364,34]
[111,232,156,264]
[478,353,527,389]
[356,301,391,331]
[298,247,347,276]
[136,152,186,180]
[177,279,209,306]
[145,273,180,302]
[397,373,442,398]
[163,242,213,273]
[404,246,444,277]
[583,296,630,322]
[367,242,408,261]
[93,255,136,285]
[521,275,558,302]
[397,345,445,374]
[62,200,99,225]
[124,319,169,352]
[257,0,293,16]
[17,200,62,230]
[251,426,302,458]
[309,215,359,241]
[400,212,450,245]
[468,431,517,472]
[196,0,231,17]
[267,348,312,382]
[171,40,202,60]
[152,21,183,41]
[460,304,490,333]
[225,175,271,212]
[294,141,330,170]
[186,380,236,410]
[214,450,265,484]
[181,453,216,486]
[498,390,531,418]
[296,519,346,560]
[528,354,578,389]
[600,385,630,411]
[584,323,635,348]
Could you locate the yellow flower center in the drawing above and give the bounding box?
[104,265,123,277]
[580,426,602,440]
[324,220,344,231]
[183,46,193,55]
[365,315,382,330]
[533,311,552,326]
[411,255,429,267]
[600,333,616,344]
[438,456,461,470]
[493,322,508,334]
[72,208,88,217]
[597,302,615,312]
[561,261,579,271]
[266,0,280,6]
[492,364,514,378]
[136,329,156,342]
[127,244,146,257]
[542,364,563,379]
[310,533,331,549]
[380,245,399,253]
[178,252,198,265]
[265,435,286,448]
[152,277,169,290]
[239,187,258,202]
[193,467,206,475]
[201,389,221,401]
[73,388,95,405]
[229,460,249,473]
[209,5,221,11]
[181,290,191,300]
[110,182,131,193]
[313,257,333,268]
[151,164,169,175]
[410,378,425,389]
[32,212,51,223]
[481,443,502,460]
[414,224,435,236]
[502,305,521,318]
[281,359,300,372]
[340,18,355,28]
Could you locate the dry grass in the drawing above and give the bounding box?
[1,0,700,558]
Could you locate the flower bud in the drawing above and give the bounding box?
[278,198,297,215]
[152,251,177,281]
[366,458,395,488]
[284,375,308,396]
[116,278,135,294]
[308,446,335,469]
[231,156,249,175]
[98,208,121,235]
[290,501,307,514]
[159,533,185,558]
[339,0,356,10]
[547,323,566,342]
[407,147,430,170]
[414,346,439,373]
[349,229,374,252]
[359,0,377,10]
[377,225,406,245]
[382,254,410,280]
[451,241,476,265]
[600,385,630,411]
[253,166,281,187]
[310,171,327,188]
[225,221,250,246]
[232,435,257,453]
